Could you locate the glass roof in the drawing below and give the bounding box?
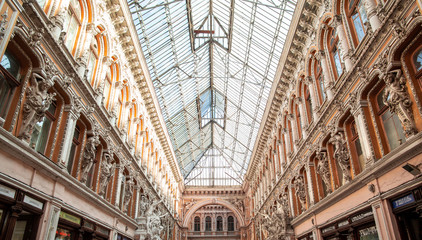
[129,0,296,186]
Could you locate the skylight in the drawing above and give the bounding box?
[129,0,297,186]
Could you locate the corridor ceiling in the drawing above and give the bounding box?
[129,0,296,186]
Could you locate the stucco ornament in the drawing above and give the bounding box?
[259,207,287,240]
[99,151,115,196]
[294,176,307,211]
[123,175,135,213]
[233,198,244,213]
[315,150,332,194]
[382,69,417,137]
[329,132,352,183]
[145,200,167,240]
[80,133,101,184]
[18,71,56,142]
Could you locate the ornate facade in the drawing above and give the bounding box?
[0,0,421,239]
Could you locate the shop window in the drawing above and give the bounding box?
[328,28,343,79]
[194,216,200,231]
[347,0,368,44]
[216,216,223,231]
[375,87,406,152]
[0,50,21,119]
[205,216,211,231]
[228,216,234,231]
[29,100,57,154]
[63,0,82,53]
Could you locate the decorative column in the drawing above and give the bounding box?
[305,163,315,205]
[114,165,125,207]
[362,0,382,31]
[316,51,334,100]
[273,149,280,180]
[59,104,81,168]
[332,16,353,72]
[134,186,141,218]
[287,114,298,152]
[44,200,62,240]
[277,140,284,173]
[297,97,308,138]
[352,100,375,167]
[282,129,291,162]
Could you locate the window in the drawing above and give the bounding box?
[29,101,57,154]
[413,46,422,76]
[0,50,21,119]
[348,0,368,44]
[375,87,406,152]
[228,216,234,231]
[216,216,223,231]
[328,28,343,79]
[305,86,313,123]
[198,88,226,128]
[63,0,82,52]
[194,216,200,231]
[295,104,302,139]
[349,121,365,172]
[205,216,211,231]
[314,60,326,104]
[103,73,112,109]
[67,125,81,175]
[86,46,98,84]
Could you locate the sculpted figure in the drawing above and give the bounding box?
[80,134,100,184]
[138,195,149,217]
[234,198,244,213]
[383,69,417,137]
[315,150,332,193]
[145,200,166,240]
[294,176,307,211]
[329,132,351,183]
[123,176,135,213]
[18,71,56,142]
[99,151,115,196]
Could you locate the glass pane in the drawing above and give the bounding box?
[354,138,366,170]
[11,220,27,240]
[359,226,379,240]
[353,13,365,42]
[382,111,405,150]
[36,0,46,8]
[65,16,78,51]
[0,74,14,118]
[413,48,422,72]
[35,118,52,153]
[55,227,74,240]
[334,49,343,76]
[67,143,76,173]
[1,50,21,79]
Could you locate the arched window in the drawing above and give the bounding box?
[194,216,200,231]
[347,0,368,44]
[375,87,406,152]
[304,85,313,123]
[0,50,21,119]
[86,36,99,84]
[63,0,82,52]
[328,28,343,79]
[228,216,234,231]
[205,216,211,231]
[216,216,223,231]
[347,120,365,173]
[314,59,326,104]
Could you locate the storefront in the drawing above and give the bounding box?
[55,211,110,240]
[320,209,379,240]
[391,185,422,240]
[0,182,45,240]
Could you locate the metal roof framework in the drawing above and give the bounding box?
[129,0,296,186]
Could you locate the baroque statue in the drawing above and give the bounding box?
[18,71,56,142]
[80,134,101,184]
[145,199,168,240]
[329,132,351,183]
[383,69,417,137]
[315,150,332,194]
[99,151,115,196]
[123,175,135,213]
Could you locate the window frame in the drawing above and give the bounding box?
[327,28,343,80]
[346,0,368,46]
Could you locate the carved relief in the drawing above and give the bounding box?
[329,132,352,183]
[99,150,116,196]
[315,150,331,194]
[123,175,135,213]
[80,133,100,184]
[18,71,56,142]
[382,69,417,137]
